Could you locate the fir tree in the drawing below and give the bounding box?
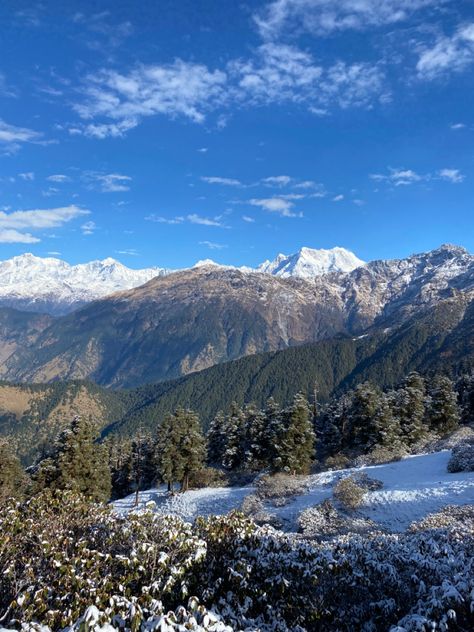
[222,402,247,470]
[348,382,381,449]
[244,404,269,471]
[373,391,402,449]
[177,409,206,491]
[273,393,315,474]
[36,416,112,502]
[207,410,227,466]
[397,372,427,445]
[155,412,184,493]
[427,375,460,435]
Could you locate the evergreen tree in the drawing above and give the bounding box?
[373,391,402,449]
[456,372,474,423]
[127,429,155,505]
[155,408,206,492]
[348,382,381,449]
[396,372,427,445]
[35,417,112,502]
[273,393,315,474]
[263,397,285,467]
[427,375,460,435]
[207,410,227,466]
[177,409,206,491]
[244,404,269,471]
[0,440,27,501]
[222,402,247,470]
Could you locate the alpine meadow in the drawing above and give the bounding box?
[0,1,474,631]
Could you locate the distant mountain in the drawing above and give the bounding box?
[0,244,472,388]
[0,247,364,315]
[257,246,365,277]
[2,286,473,464]
[0,253,170,315]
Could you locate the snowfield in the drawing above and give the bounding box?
[113,450,473,532]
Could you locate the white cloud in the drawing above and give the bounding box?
[18,172,35,181]
[242,215,255,223]
[199,240,227,250]
[230,43,387,110]
[73,61,227,137]
[81,220,97,235]
[146,213,227,227]
[254,0,443,39]
[197,147,208,153]
[116,248,139,256]
[370,168,426,186]
[47,251,62,256]
[332,194,344,201]
[0,119,42,151]
[450,123,466,130]
[417,23,474,80]
[0,205,89,243]
[0,229,40,243]
[261,175,292,186]
[438,168,465,183]
[201,176,242,186]
[249,197,303,217]
[86,172,132,192]
[371,166,465,186]
[47,174,72,183]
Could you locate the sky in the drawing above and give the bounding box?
[0,0,473,269]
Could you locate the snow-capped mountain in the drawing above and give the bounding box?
[0,253,170,315]
[257,246,365,278]
[0,247,364,315]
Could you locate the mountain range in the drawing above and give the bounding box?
[0,247,364,315]
[0,243,471,388]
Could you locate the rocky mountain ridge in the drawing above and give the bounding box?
[0,244,471,387]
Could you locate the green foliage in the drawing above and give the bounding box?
[0,439,27,501]
[33,416,111,502]
[333,476,366,510]
[427,375,460,434]
[272,392,315,474]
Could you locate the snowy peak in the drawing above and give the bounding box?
[258,246,365,278]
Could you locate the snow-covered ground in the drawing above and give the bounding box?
[113,450,473,532]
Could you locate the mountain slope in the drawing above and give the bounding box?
[0,245,472,388]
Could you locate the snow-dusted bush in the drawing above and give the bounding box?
[354,445,406,466]
[333,475,366,510]
[447,440,474,472]
[323,453,351,470]
[240,493,279,526]
[352,471,384,491]
[188,466,229,489]
[255,472,308,506]
[298,499,377,540]
[409,504,474,532]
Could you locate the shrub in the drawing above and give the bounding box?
[298,499,376,540]
[356,445,406,466]
[255,472,308,506]
[447,441,474,472]
[333,476,366,510]
[240,493,280,526]
[188,466,229,489]
[352,472,384,491]
[323,453,351,470]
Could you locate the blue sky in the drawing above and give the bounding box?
[0,0,473,268]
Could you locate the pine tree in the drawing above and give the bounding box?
[427,375,460,435]
[207,410,227,466]
[0,440,27,501]
[155,412,184,493]
[273,393,315,474]
[263,397,285,466]
[373,391,402,449]
[177,409,206,491]
[36,417,112,502]
[396,372,427,445]
[222,402,247,470]
[244,404,269,471]
[348,382,381,449]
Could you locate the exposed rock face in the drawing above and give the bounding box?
[0,244,472,388]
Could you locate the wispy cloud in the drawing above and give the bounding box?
[199,240,228,250]
[438,168,465,183]
[0,119,43,152]
[261,175,292,187]
[116,248,139,256]
[47,174,72,183]
[85,172,132,192]
[417,23,474,80]
[242,215,255,223]
[73,61,227,137]
[450,122,466,130]
[332,194,344,202]
[249,197,303,217]
[371,166,465,186]
[254,0,443,39]
[0,205,89,243]
[201,176,242,186]
[81,220,97,235]
[146,213,227,227]
[18,172,35,181]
